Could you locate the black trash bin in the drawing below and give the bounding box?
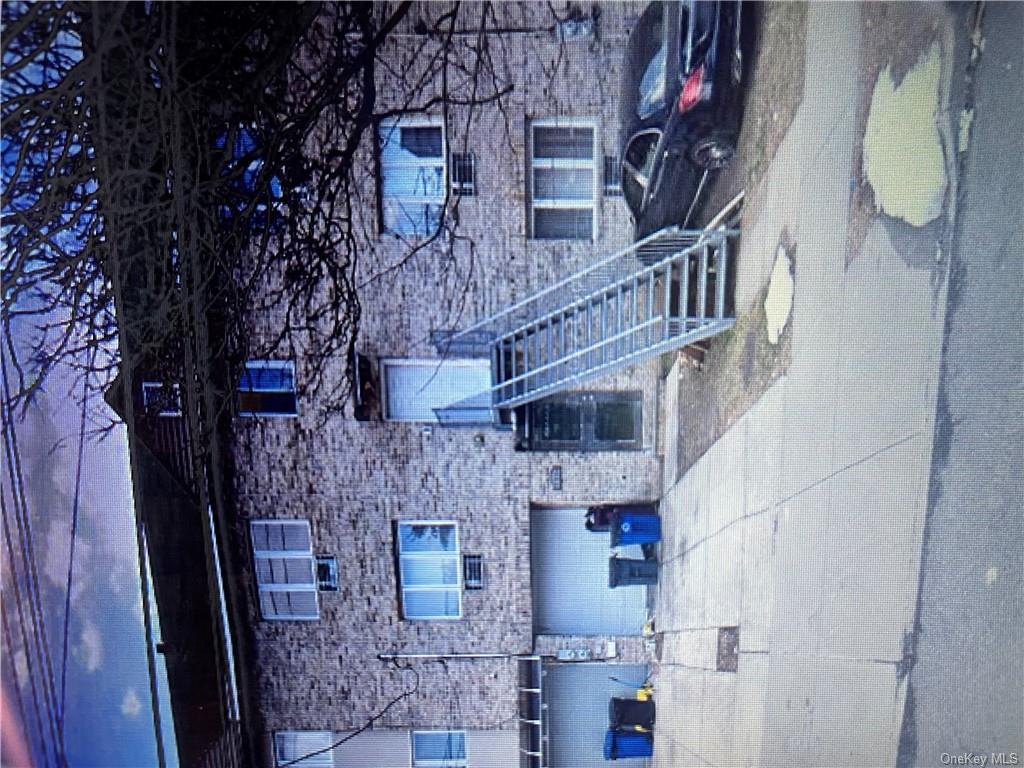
[585,506,614,532]
[609,556,659,587]
[609,697,656,730]
[610,503,658,517]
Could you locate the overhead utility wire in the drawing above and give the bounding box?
[277,661,423,768]
[1,601,35,760]
[0,495,59,768]
[1,351,66,767]
[58,370,90,746]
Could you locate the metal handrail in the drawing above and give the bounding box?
[451,226,732,340]
[495,236,712,344]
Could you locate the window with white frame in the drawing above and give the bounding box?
[396,522,462,620]
[379,117,446,236]
[529,121,597,240]
[274,731,335,766]
[381,358,491,424]
[250,520,319,620]
[141,381,182,417]
[411,730,467,767]
[238,360,298,417]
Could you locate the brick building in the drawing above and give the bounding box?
[122,4,696,767]
[219,4,666,767]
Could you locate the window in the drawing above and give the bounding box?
[274,731,334,767]
[603,155,623,197]
[379,117,446,236]
[462,555,484,590]
[556,14,594,41]
[529,121,597,240]
[621,129,662,214]
[450,152,476,196]
[250,520,319,620]
[624,2,668,120]
[141,381,182,417]
[238,360,298,417]
[214,124,284,230]
[412,730,467,767]
[526,391,642,451]
[382,359,491,424]
[396,522,462,620]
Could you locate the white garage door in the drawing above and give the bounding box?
[530,507,648,636]
[544,663,651,768]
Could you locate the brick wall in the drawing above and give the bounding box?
[227,1,662,739]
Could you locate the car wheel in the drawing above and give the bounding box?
[690,135,735,169]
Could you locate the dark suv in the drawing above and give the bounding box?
[619,1,748,236]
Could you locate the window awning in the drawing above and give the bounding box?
[433,389,494,426]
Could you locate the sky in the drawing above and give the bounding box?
[2,8,179,764]
[1,355,178,768]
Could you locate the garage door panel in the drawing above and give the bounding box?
[531,508,648,636]
[544,663,650,768]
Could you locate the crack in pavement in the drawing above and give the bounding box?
[657,729,716,767]
[660,430,923,566]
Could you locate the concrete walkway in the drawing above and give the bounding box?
[653,5,956,766]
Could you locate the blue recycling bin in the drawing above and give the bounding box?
[604,729,654,760]
[610,509,661,547]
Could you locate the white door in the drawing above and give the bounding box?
[382,358,491,422]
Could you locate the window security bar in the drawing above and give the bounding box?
[451,152,476,196]
[462,555,484,590]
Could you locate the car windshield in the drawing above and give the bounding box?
[621,2,667,123]
[638,44,667,119]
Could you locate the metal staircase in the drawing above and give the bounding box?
[446,226,737,413]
